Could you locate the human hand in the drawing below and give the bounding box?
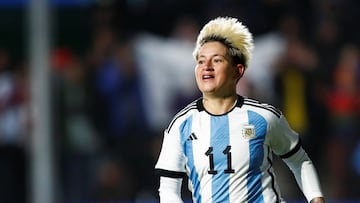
[310,197,325,203]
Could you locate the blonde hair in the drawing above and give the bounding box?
[193,16,254,69]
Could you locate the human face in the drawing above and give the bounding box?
[195,41,242,98]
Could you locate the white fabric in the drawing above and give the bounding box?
[134,33,197,130]
[243,32,286,104]
[158,177,184,203]
[282,147,324,202]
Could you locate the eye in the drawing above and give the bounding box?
[197,59,205,65]
[213,58,223,63]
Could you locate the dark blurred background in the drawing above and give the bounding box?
[0,0,360,202]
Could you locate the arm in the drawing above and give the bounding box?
[158,176,184,203]
[281,147,325,203]
[155,124,187,203]
[268,114,325,202]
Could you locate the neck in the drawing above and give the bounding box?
[202,95,238,115]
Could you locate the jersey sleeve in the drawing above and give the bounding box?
[268,113,324,201]
[158,177,184,203]
[268,114,300,156]
[155,122,187,177]
[282,147,324,202]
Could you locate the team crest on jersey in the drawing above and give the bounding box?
[242,125,256,140]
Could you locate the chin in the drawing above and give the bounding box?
[199,86,216,93]
[201,90,217,96]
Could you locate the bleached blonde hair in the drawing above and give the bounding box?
[193,16,254,69]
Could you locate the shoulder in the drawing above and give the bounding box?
[166,98,201,133]
[242,97,282,118]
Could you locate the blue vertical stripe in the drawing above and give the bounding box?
[211,116,230,203]
[180,116,202,203]
[247,110,267,203]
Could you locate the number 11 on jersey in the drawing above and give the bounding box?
[205,145,235,175]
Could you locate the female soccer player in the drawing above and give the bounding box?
[155,16,325,203]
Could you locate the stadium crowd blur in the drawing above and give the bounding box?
[1,0,360,202]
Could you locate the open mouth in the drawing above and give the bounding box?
[202,75,214,80]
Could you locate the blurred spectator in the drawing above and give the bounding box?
[89,30,154,199]
[85,5,152,201]
[325,44,360,199]
[276,38,318,135]
[91,35,149,142]
[0,48,28,203]
[0,49,27,145]
[51,47,100,201]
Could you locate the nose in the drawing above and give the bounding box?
[204,60,214,71]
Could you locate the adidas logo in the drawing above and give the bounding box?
[187,132,198,141]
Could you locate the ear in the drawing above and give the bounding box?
[235,64,245,80]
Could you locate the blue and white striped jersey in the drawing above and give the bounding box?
[155,95,302,203]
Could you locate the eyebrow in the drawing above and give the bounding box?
[198,53,226,59]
